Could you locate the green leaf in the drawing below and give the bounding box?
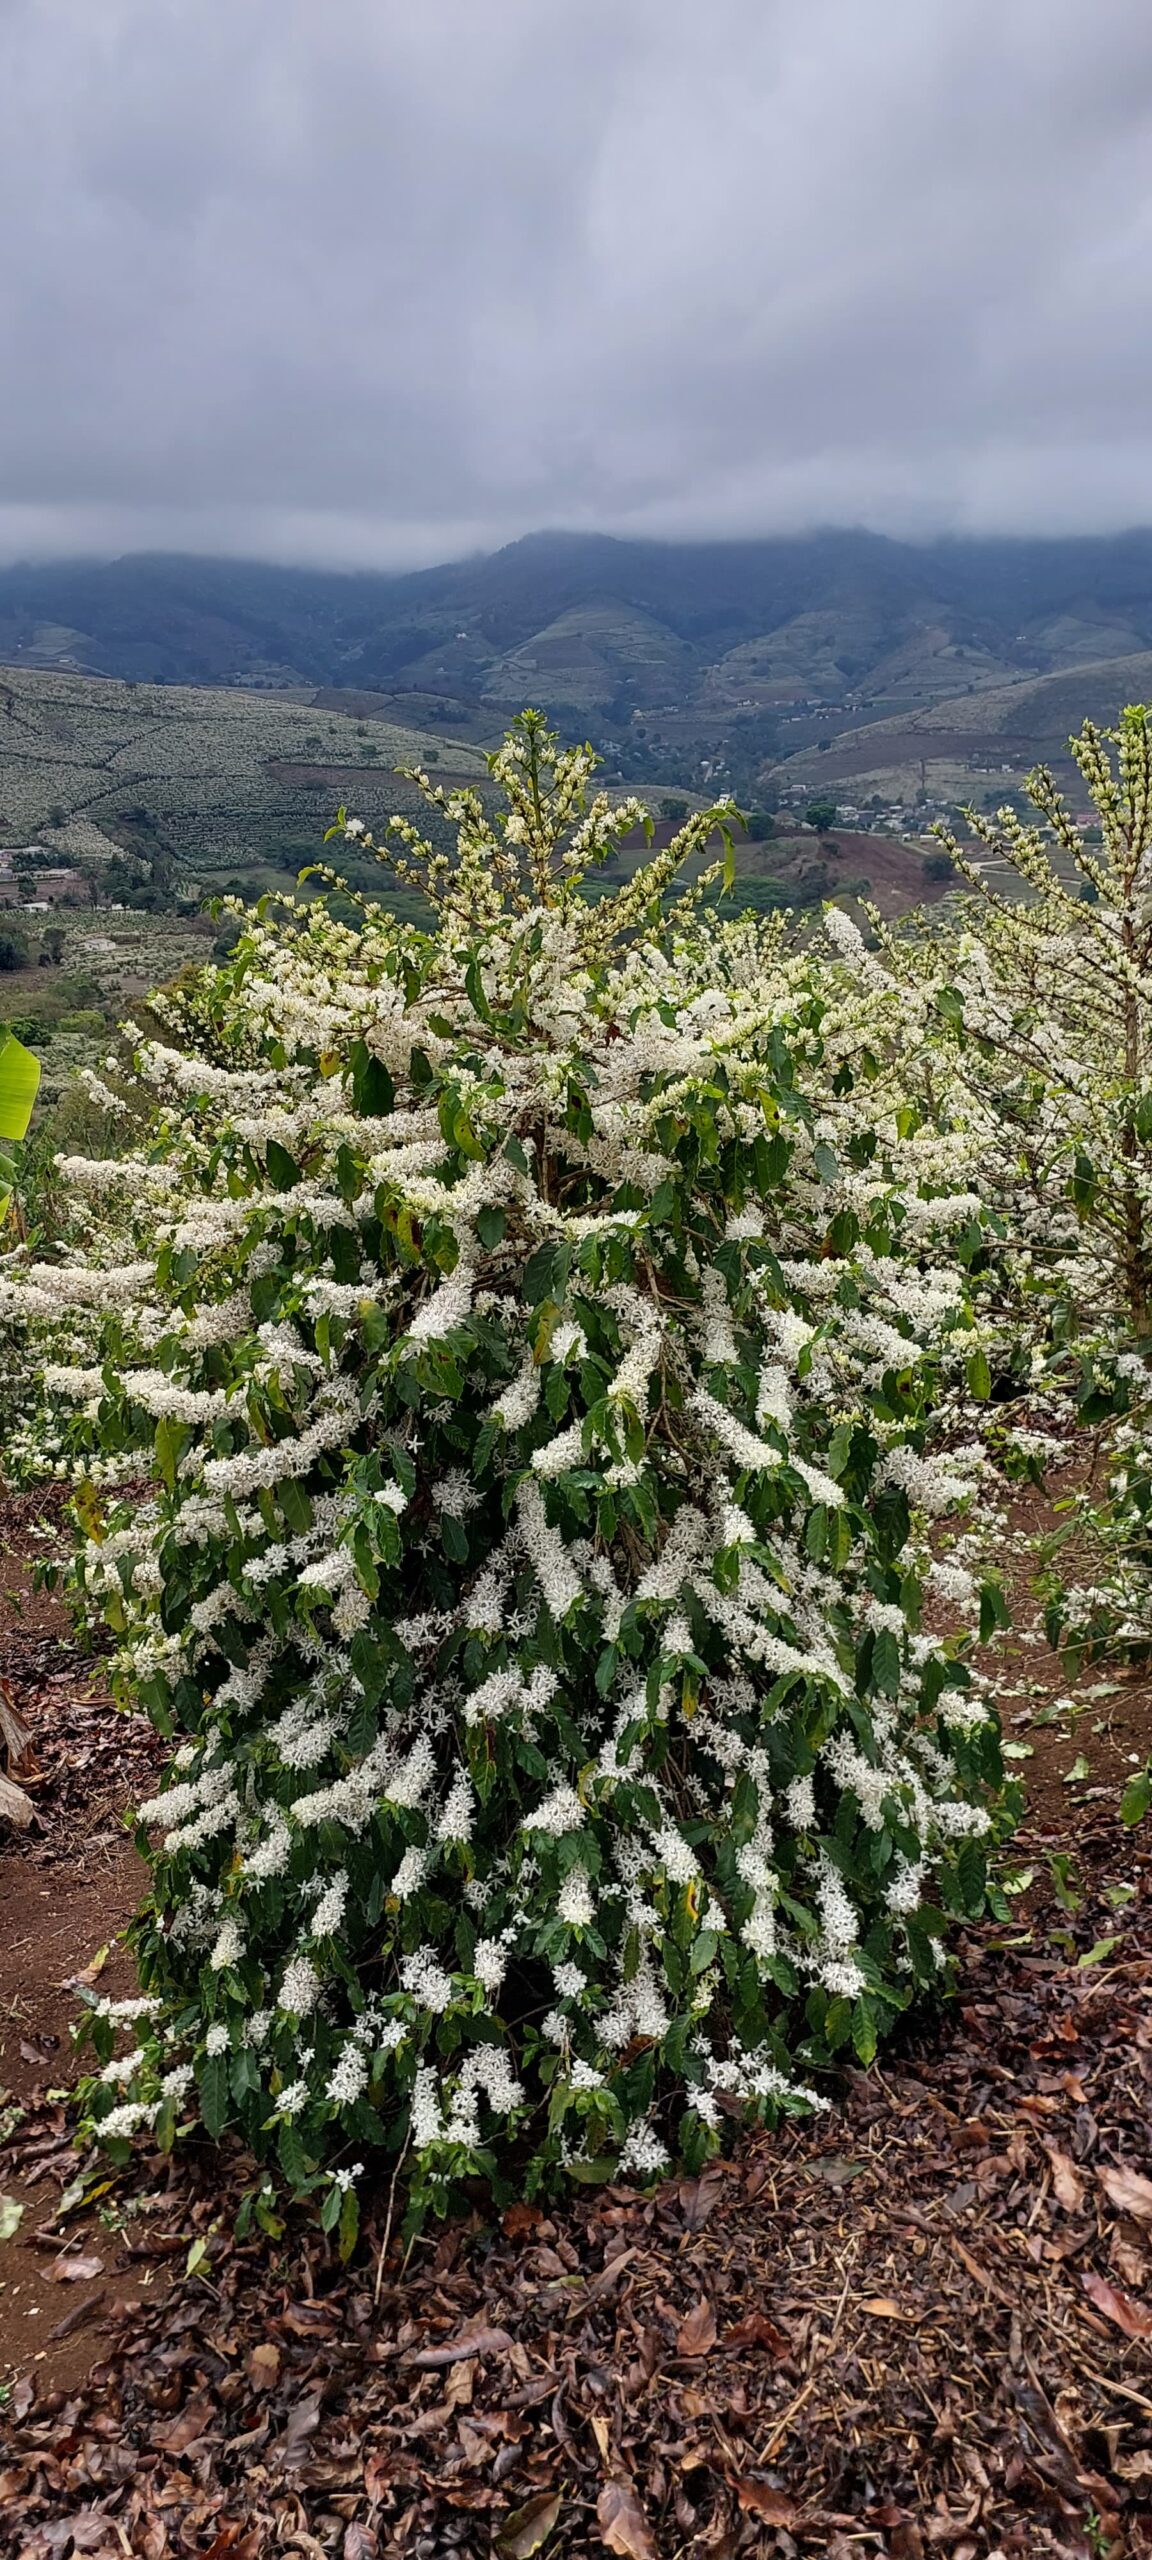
[197,2051,231,2138]
[978,1578,1010,1642]
[0,2195,24,2241]
[967,1348,991,1401]
[851,1997,878,2066]
[824,1995,853,2049]
[350,1040,394,1117]
[0,1032,39,1143]
[278,2115,314,2190]
[266,1139,300,1190]
[871,1626,901,1698]
[476,1203,507,1250]
[1121,1763,1152,1827]
[154,1413,189,1493]
[154,2093,178,2155]
[337,2182,360,2261]
[689,1929,720,1976]
[523,1241,570,1307]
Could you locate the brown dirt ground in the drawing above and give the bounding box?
[0,1493,166,2394]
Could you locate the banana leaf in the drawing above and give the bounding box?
[0,1031,40,1224]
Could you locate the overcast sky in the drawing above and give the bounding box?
[3,0,1152,567]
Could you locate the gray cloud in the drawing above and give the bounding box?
[3,0,1152,563]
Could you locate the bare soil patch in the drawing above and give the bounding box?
[0,1494,166,2395]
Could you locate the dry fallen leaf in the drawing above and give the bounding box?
[72,1943,111,1988]
[676,2295,718,2358]
[49,2253,104,2282]
[1045,2146,1086,2212]
[444,2355,476,2410]
[736,2480,798,2525]
[1111,2232,1149,2292]
[503,2202,542,2239]
[152,2395,216,2453]
[724,2309,791,2356]
[1081,2270,1152,2338]
[245,2341,281,2390]
[495,2491,564,2559]
[408,2322,513,2369]
[26,2516,110,2554]
[1099,2162,1152,2224]
[591,2410,615,2467]
[678,2165,729,2228]
[859,2296,917,2320]
[596,2476,658,2560]
[281,2392,324,2464]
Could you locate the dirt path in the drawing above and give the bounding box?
[0,1494,166,2394]
[0,1484,1150,2555]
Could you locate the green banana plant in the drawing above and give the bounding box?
[0,1031,40,1228]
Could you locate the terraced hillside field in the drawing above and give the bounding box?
[768,651,1152,808]
[0,666,487,887]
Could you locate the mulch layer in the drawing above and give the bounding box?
[1,1491,1152,2558]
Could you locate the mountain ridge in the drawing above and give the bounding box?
[7,529,1152,793]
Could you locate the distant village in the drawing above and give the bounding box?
[0,846,86,908]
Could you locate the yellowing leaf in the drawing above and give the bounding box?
[496,2492,564,2559]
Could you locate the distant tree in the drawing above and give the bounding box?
[11,847,38,887]
[48,804,68,828]
[922,851,955,883]
[39,927,66,966]
[0,932,28,973]
[424,748,440,764]
[805,801,838,836]
[744,809,776,842]
[659,796,688,822]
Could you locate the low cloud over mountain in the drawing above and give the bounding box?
[4,0,1152,565]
